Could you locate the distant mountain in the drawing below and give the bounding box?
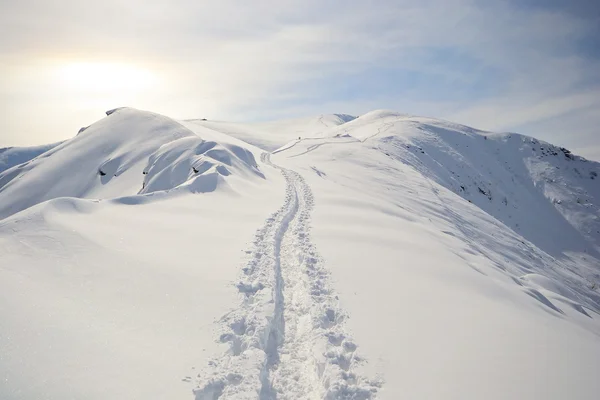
[184,113,357,151]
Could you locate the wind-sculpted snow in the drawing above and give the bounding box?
[275,111,600,326]
[370,120,600,257]
[0,108,263,220]
[367,122,600,316]
[140,136,262,195]
[273,111,599,256]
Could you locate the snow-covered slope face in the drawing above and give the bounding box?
[0,108,263,220]
[265,110,600,255]
[185,113,356,152]
[0,141,63,173]
[276,110,600,301]
[2,108,600,400]
[269,113,600,399]
[363,114,600,257]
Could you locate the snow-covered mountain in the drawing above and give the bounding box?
[0,109,264,220]
[185,113,357,152]
[1,108,599,400]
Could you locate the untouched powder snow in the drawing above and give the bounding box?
[1,108,599,400]
[0,141,64,173]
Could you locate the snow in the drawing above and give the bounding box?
[0,108,265,220]
[272,129,600,399]
[0,108,284,399]
[1,108,599,400]
[0,141,63,173]
[184,114,356,152]
[0,192,282,400]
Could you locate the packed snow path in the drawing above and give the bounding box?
[194,153,380,399]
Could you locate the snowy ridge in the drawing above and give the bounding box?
[373,119,600,255]
[195,153,379,399]
[186,114,357,152]
[274,111,599,256]
[276,112,600,312]
[279,119,600,312]
[0,108,263,220]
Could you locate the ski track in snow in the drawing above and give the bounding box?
[283,118,395,158]
[194,153,380,400]
[289,140,358,158]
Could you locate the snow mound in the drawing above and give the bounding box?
[0,196,97,232]
[0,108,263,220]
[140,136,262,195]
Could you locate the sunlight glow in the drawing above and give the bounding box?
[56,62,157,94]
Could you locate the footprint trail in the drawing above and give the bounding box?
[194,153,381,399]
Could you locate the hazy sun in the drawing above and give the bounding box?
[56,62,157,94]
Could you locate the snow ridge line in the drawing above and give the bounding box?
[194,153,380,399]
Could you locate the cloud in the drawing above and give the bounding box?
[0,0,598,160]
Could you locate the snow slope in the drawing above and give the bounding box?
[0,108,264,220]
[0,141,63,173]
[1,108,599,400]
[0,109,283,400]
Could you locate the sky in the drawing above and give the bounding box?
[1,0,599,160]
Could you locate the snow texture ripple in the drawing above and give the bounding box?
[194,153,381,399]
